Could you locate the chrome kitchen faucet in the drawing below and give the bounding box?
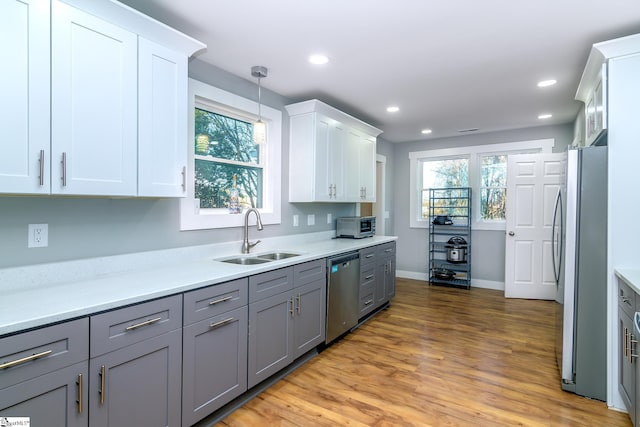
[241,208,264,254]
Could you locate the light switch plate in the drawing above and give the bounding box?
[327,213,332,224]
[307,214,315,226]
[293,215,299,227]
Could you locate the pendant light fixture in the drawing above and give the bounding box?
[251,65,268,145]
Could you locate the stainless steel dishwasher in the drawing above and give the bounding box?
[326,252,360,344]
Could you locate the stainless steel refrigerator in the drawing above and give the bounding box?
[554,144,607,401]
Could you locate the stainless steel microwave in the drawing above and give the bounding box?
[336,216,376,239]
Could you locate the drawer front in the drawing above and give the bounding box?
[183,278,248,326]
[359,283,375,316]
[360,264,376,287]
[293,259,325,288]
[619,280,636,318]
[377,241,396,257]
[90,294,182,358]
[249,267,293,303]
[0,318,88,390]
[359,247,377,266]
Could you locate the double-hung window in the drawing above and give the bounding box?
[409,139,554,230]
[180,79,282,230]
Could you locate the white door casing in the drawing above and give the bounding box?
[505,153,565,299]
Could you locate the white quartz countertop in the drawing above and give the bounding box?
[0,232,396,336]
[615,269,640,295]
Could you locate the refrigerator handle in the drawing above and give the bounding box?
[551,188,562,284]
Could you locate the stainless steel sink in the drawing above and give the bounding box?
[220,257,272,265]
[218,252,300,265]
[258,252,300,260]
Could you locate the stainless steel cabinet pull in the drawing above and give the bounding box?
[99,365,106,405]
[76,373,83,414]
[296,293,301,315]
[210,317,234,329]
[125,317,162,331]
[365,254,374,259]
[209,296,232,306]
[181,166,186,191]
[365,274,374,280]
[61,152,67,187]
[0,349,52,370]
[38,149,45,186]
[385,248,393,253]
[621,296,631,304]
[289,296,295,317]
[364,299,374,306]
[508,231,515,236]
[624,327,629,357]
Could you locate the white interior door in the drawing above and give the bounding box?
[505,153,565,299]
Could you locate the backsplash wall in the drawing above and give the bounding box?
[0,61,357,269]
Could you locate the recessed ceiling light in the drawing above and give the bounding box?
[421,129,432,135]
[386,106,399,113]
[537,79,557,88]
[309,54,329,65]
[538,114,553,119]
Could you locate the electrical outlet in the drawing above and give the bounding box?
[28,224,48,248]
[327,213,332,224]
[307,214,315,226]
[293,215,299,227]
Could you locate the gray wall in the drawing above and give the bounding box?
[392,124,574,283]
[375,136,395,236]
[0,60,356,269]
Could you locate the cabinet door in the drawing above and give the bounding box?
[328,121,347,200]
[0,0,50,194]
[51,0,137,196]
[374,259,387,307]
[344,129,361,201]
[89,329,182,427]
[380,242,396,300]
[138,37,188,197]
[293,279,326,358]
[359,135,376,202]
[619,311,635,421]
[182,306,247,426]
[0,362,88,427]
[248,292,294,388]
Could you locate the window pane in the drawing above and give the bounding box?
[481,155,506,187]
[421,159,469,218]
[194,108,260,164]
[481,188,506,220]
[195,159,263,210]
[422,158,469,188]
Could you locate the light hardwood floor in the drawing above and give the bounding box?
[218,278,631,426]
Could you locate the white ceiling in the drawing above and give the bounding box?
[120,0,640,143]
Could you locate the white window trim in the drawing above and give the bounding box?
[180,78,282,230]
[409,139,554,230]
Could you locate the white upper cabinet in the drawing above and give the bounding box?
[286,100,381,203]
[0,0,50,194]
[0,0,204,197]
[138,38,188,197]
[576,62,607,146]
[52,0,138,196]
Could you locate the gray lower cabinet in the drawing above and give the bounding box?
[89,295,183,427]
[248,260,326,389]
[0,318,89,426]
[182,278,249,426]
[359,241,396,318]
[0,361,88,426]
[620,309,635,422]
[379,242,396,301]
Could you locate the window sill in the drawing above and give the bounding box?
[179,198,281,230]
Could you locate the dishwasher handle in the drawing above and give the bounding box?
[328,252,359,268]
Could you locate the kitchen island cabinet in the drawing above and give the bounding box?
[0,318,89,426]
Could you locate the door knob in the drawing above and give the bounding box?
[508,231,515,236]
